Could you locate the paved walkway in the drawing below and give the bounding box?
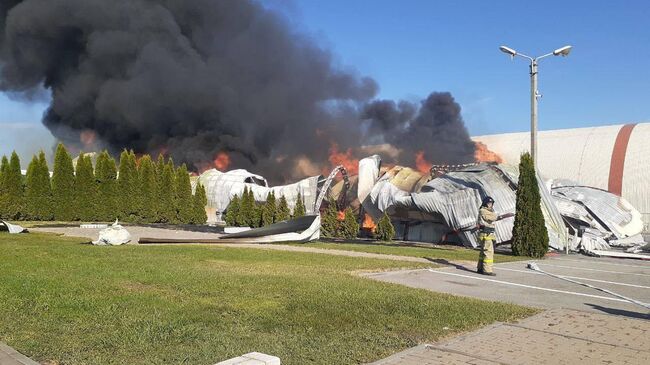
[368,308,650,365]
[365,254,650,317]
[0,342,38,365]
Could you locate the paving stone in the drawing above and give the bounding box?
[514,308,650,352]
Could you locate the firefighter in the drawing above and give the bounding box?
[477,196,497,276]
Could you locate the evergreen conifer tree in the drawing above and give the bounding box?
[251,203,262,228]
[138,155,157,222]
[225,194,240,226]
[276,194,290,222]
[191,183,208,224]
[95,151,118,222]
[118,150,138,220]
[157,160,177,223]
[52,144,75,221]
[36,151,53,220]
[340,207,360,239]
[175,164,194,224]
[512,152,549,258]
[74,153,97,221]
[0,155,6,217]
[24,152,52,220]
[321,198,340,238]
[0,155,6,185]
[0,151,23,219]
[293,192,306,218]
[237,187,252,226]
[374,212,395,241]
[154,154,166,219]
[261,191,276,226]
[24,155,40,220]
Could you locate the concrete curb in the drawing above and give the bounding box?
[0,342,39,365]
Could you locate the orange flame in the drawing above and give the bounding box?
[80,130,97,148]
[213,152,231,171]
[157,146,169,157]
[474,142,503,163]
[328,143,359,175]
[362,213,376,233]
[337,211,345,221]
[414,151,432,174]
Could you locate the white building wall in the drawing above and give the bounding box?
[624,123,650,231]
[474,123,649,231]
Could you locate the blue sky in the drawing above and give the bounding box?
[2,0,650,157]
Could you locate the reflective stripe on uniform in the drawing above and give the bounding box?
[484,259,493,263]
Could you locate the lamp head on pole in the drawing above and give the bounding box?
[552,45,572,56]
[499,45,517,59]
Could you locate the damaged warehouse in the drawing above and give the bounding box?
[196,147,647,256]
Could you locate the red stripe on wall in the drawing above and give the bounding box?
[608,124,636,196]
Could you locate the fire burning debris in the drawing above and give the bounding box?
[474,142,503,164]
[327,143,359,176]
[414,151,432,174]
[213,152,231,171]
[1,1,478,183]
[362,213,377,233]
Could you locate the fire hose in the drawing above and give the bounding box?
[526,262,650,311]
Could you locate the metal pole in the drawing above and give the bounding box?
[529,59,538,168]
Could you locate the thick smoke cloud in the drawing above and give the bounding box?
[0,0,475,183]
[363,93,476,165]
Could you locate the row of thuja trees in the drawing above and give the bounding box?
[320,199,395,241]
[224,188,306,228]
[0,144,207,224]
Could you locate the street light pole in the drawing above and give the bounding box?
[530,59,538,167]
[499,45,572,168]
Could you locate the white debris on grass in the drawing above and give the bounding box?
[0,220,27,234]
[92,220,131,245]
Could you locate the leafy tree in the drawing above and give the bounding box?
[138,155,157,222]
[95,151,118,222]
[191,182,208,224]
[225,194,240,226]
[276,194,290,222]
[52,144,75,221]
[175,164,194,224]
[512,152,549,258]
[374,212,395,241]
[118,150,138,220]
[339,207,360,239]
[261,191,276,226]
[0,151,23,219]
[74,153,97,221]
[321,198,340,238]
[157,160,177,223]
[293,192,306,218]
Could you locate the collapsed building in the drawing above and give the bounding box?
[196,150,647,255]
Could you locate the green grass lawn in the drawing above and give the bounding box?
[296,241,530,263]
[0,232,536,365]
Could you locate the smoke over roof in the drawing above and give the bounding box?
[0,0,475,183]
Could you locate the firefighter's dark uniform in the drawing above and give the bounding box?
[477,205,497,274]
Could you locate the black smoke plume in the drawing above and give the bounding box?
[0,0,475,183]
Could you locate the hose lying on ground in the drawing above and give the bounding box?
[526,262,650,311]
